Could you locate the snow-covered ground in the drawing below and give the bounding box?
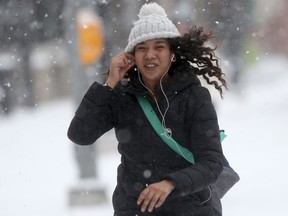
[0,56,288,216]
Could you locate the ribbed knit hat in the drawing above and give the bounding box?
[125,2,180,52]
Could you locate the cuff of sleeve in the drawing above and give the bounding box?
[84,82,115,103]
[103,83,114,91]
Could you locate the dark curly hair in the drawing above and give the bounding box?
[168,26,228,98]
[126,25,228,98]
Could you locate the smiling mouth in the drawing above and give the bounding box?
[145,64,157,69]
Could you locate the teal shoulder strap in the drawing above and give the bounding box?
[136,96,195,164]
[136,96,226,165]
[220,130,227,142]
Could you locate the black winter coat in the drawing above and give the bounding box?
[68,76,224,215]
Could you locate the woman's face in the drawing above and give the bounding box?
[134,38,173,85]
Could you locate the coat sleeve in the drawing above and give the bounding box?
[67,82,118,145]
[163,87,224,196]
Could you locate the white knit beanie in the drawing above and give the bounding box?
[125,2,180,52]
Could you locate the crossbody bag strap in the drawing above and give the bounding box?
[136,96,195,164]
[136,96,227,165]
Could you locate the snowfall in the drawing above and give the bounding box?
[0,55,288,216]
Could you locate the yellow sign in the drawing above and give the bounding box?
[76,9,104,65]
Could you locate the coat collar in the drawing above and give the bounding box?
[119,74,201,98]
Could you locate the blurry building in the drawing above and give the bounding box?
[254,0,288,56]
[0,0,37,114]
[194,0,254,88]
[0,0,66,114]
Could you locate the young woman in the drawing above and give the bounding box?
[68,3,228,216]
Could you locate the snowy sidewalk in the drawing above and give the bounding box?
[1,56,288,216]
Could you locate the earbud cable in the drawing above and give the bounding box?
[137,60,172,132]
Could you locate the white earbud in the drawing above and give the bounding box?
[171,54,176,62]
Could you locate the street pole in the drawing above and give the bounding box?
[63,0,106,206]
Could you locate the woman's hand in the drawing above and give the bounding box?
[137,180,175,213]
[106,52,135,88]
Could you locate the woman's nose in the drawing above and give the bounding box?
[145,49,156,60]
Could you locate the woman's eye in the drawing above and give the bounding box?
[136,46,146,50]
[156,46,164,49]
